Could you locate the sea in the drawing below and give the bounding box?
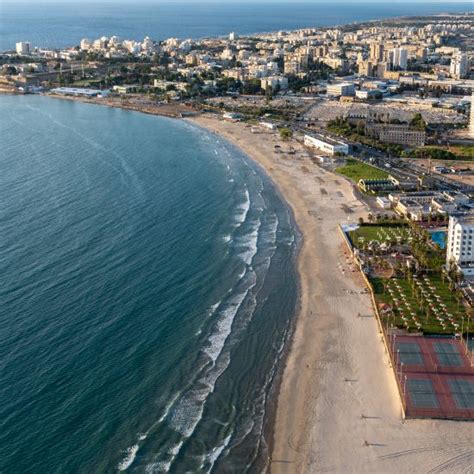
[1,1,472,472]
[0,1,472,51]
[0,94,299,472]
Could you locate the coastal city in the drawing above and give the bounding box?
[1,7,474,473]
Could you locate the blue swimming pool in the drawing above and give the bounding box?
[430,230,447,249]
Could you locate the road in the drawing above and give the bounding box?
[293,125,473,194]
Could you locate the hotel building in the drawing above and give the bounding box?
[447,213,474,276]
[304,133,349,155]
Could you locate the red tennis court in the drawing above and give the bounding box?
[388,334,474,419]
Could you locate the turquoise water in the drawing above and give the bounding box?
[1,1,472,50]
[0,95,299,472]
[430,230,447,249]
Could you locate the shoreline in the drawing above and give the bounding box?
[185,115,474,473]
[7,93,473,471]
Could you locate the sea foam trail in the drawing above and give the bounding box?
[161,275,257,470]
[202,433,232,473]
[234,189,250,227]
[118,444,139,471]
[237,220,261,266]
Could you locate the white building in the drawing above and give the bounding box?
[80,38,91,51]
[389,48,408,70]
[260,75,288,91]
[16,42,31,55]
[376,196,391,209]
[447,214,474,276]
[221,48,234,61]
[304,133,349,155]
[450,51,469,79]
[141,36,153,53]
[326,82,355,97]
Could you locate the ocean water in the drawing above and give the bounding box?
[0,94,299,472]
[0,1,472,50]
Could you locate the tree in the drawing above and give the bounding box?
[279,128,293,140]
[410,113,427,131]
[5,65,17,75]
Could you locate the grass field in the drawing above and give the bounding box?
[372,275,470,334]
[414,145,474,161]
[336,158,389,183]
[347,224,470,334]
[348,224,410,248]
[451,145,474,160]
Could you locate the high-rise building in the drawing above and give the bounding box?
[376,61,388,79]
[358,60,374,77]
[15,42,31,55]
[450,51,469,79]
[369,42,384,62]
[447,213,474,276]
[389,48,408,70]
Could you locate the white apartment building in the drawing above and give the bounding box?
[260,75,288,91]
[80,39,91,51]
[304,133,349,155]
[389,47,408,70]
[16,42,31,55]
[447,214,474,276]
[221,48,234,61]
[450,51,469,79]
[326,82,355,97]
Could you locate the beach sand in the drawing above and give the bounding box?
[189,115,474,474]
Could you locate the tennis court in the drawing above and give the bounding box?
[389,335,474,419]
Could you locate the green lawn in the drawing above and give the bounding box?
[349,224,410,248]
[336,158,389,183]
[372,274,470,335]
[411,145,474,161]
[348,224,470,335]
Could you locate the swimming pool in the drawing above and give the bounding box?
[430,230,447,249]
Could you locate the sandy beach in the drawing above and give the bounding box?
[189,115,474,474]
[18,91,472,471]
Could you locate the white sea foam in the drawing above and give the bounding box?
[234,189,250,226]
[158,390,181,424]
[147,270,258,472]
[168,277,256,450]
[202,433,232,473]
[118,444,139,471]
[202,289,249,364]
[237,220,260,266]
[222,234,232,243]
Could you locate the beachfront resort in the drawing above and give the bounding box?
[341,217,473,419]
[2,9,473,471]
